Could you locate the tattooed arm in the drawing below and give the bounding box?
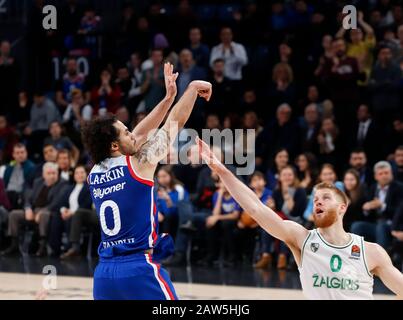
[131,63,178,148]
[131,80,212,178]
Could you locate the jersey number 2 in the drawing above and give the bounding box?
[100,200,121,236]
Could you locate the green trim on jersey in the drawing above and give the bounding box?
[300,231,312,268]
[315,230,353,249]
[360,237,373,278]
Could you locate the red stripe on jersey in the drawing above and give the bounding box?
[126,155,154,186]
[149,254,176,300]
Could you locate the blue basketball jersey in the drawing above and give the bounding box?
[88,155,158,259]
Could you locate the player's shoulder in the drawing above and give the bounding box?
[363,240,390,271]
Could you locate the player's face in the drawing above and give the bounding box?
[313,189,343,228]
[114,121,137,156]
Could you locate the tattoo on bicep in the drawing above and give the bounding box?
[135,128,170,164]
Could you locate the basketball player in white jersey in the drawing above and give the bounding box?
[196,137,403,299]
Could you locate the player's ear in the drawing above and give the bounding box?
[110,141,119,152]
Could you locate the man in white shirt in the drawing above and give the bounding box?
[209,27,248,81]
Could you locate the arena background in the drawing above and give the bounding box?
[0,0,402,299]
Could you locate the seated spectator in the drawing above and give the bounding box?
[238,172,271,262]
[343,169,368,232]
[317,117,339,166]
[304,163,344,223]
[2,144,35,209]
[299,103,321,155]
[187,27,210,69]
[0,178,11,244]
[203,178,241,267]
[77,6,102,58]
[23,91,61,161]
[268,62,297,114]
[115,66,132,107]
[1,162,69,257]
[351,161,403,250]
[350,104,382,164]
[62,88,93,132]
[209,26,248,81]
[126,52,144,115]
[260,166,307,270]
[91,69,122,116]
[391,145,403,183]
[0,115,19,164]
[295,152,319,195]
[348,148,374,187]
[156,165,189,241]
[33,144,58,180]
[391,202,403,269]
[55,58,90,111]
[44,121,80,166]
[57,149,74,184]
[256,103,300,166]
[369,45,401,127]
[50,165,95,259]
[264,148,289,191]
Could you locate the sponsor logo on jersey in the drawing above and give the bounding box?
[351,245,361,258]
[310,243,319,252]
[312,274,359,291]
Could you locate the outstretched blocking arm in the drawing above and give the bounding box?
[131,63,178,148]
[196,137,308,248]
[367,242,403,298]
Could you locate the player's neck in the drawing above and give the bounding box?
[110,150,123,158]
[317,223,350,246]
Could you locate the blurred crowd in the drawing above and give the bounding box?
[0,0,402,270]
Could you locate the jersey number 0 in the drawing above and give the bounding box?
[100,200,122,236]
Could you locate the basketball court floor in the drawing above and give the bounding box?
[0,256,395,300]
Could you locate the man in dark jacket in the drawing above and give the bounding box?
[351,161,403,250]
[1,162,69,256]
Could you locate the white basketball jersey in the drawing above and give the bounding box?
[299,229,374,300]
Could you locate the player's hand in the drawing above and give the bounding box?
[189,80,212,101]
[164,62,178,100]
[196,137,226,174]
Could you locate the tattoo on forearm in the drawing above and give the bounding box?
[135,128,170,164]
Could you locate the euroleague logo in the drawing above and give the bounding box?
[349,244,361,260]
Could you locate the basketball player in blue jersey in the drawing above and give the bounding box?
[82,62,212,300]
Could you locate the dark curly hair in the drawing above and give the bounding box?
[81,115,119,164]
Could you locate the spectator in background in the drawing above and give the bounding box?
[396,24,403,62]
[55,58,90,111]
[140,49,165,112]
[91,69,122,116]
[176,49,207,99]
[268,62,296,115]
[51,165,94,258]
[299,103,321,155]
[115,66,132,107]
[0,178,11,242]
[348,148,374,187]
[316,38,363,131]
[188,27,210,69]
[126,52,144,115]
[350,104,382,164]
[204,178,241,267]
[156,166,189,242]
[352,161,403,250]
[239,89,263,117]
[115,107,131,128]
[77,6,102,58]
[1,162,69,257]
[238,171,271,265]
[264,166,307,269]
[2,144,35,209]
[33,144,58,180]
[63,88,93,131]
[24,91,61,161]
[391,145,403,183]
[57,149,74,184]
[343,169,368,232]
[256,104,300,168]
[336,11,376,86]
[0,40,19,119]
[209,27,248,81]
[44,121,79,166]
[0,115,19,164]
[207,58,235,117]
[295,152,318,195]
[264,148,289,191]
[317,117,339,166]
[298,85,333,118]
[369,45,401,127]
